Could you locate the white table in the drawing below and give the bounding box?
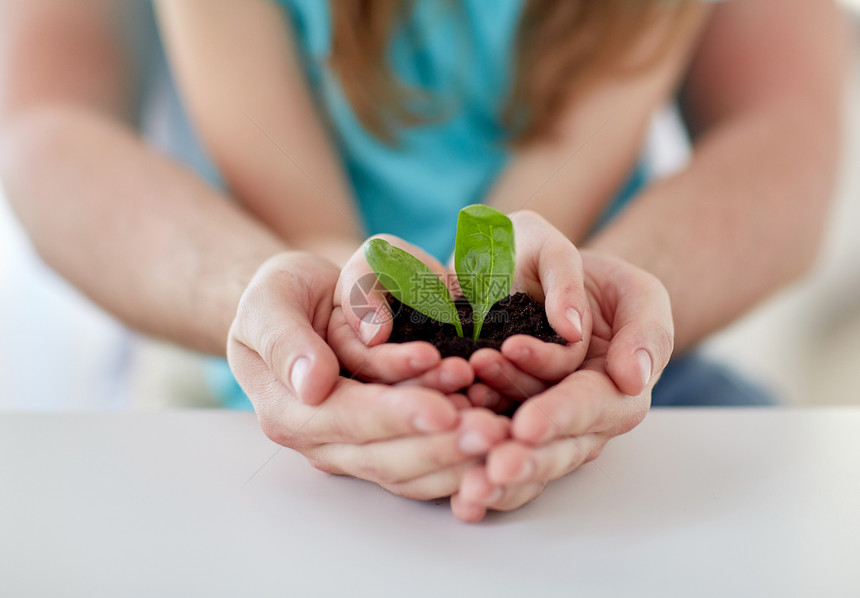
[1,408,858,597]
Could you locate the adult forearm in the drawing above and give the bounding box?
[587,101,840,352]
[0,106,287,355]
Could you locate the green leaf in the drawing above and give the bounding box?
[454,205,515,341]
[364,239,463,338]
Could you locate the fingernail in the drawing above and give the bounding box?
[359,312,380,345]
[515,459,535,484]
[635,349,652,389]
[459,431,489,455]
[486,486,503,504]
[566,308,583,341]
[290,357,310,397]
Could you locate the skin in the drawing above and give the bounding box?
[226,251,511,499]
[452,250,675,521]
[0,0,282,355]
[464,0,846,399]
[330,212,594,396]
[485,0,847,354]
[154,0,362,267]
[590,0,847,351]
[0,0,846,520]
[456,0,848,519]
[0,0,504,498]
[336,214,673,522]
[331,0,848,519]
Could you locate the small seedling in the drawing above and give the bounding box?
[364,205,515,341]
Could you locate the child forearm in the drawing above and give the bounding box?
[156,0,364,260]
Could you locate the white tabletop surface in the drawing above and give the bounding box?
[1,408,858,598]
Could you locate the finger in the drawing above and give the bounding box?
[328,306,441,382]
[450,491,487,523]
[229,256,340,406]
[470,348,548,400]
[335,242,396,347]
[579,251,674,397]
[485,483,546,512]
[486,435,606,486]
[457,465,545,512]
[336,234,448,347]
[395,357,474,393]
[447,393,472,410]
[509,211,591,345]
[241,343,462,450]
[451,466,493,522]
[500,334,586,383]
[466,383,517,415]
[290,381,461,445]
[598,264,675,397]
[511,368,650,445]
[384,460,481,502]
[315,408,509,485]
[466,383,502,410]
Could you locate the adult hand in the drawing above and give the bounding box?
[227,251,509,499]
[451,250,674,522]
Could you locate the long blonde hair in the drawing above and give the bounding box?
[329,0,695,145]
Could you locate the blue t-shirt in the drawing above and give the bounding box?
[140,0,677,408]
[145,0,652,262]
[279,0,523,261]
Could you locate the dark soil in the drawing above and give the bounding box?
[386,292,566,360]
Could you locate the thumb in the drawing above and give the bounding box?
[337,235,450,346]
[230,253,340,406]
[597,258,675,397]
[510,211,591,344]
[336,240,397,347]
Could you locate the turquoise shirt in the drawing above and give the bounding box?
[276,0,526,261]
[141,0,662,408]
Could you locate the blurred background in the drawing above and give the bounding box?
[1,2,859,410]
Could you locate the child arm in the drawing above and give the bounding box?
[155,0,363,266]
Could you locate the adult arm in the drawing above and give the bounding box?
[588,0,848,351]
[0,0,286,355]
[0,2,498,500]
[450,0,848,520]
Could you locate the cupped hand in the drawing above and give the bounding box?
[464,210,594,411]
[330,211,595,402]
[328,235,475,395]
[227,251,508,499]
[451,250,675,522]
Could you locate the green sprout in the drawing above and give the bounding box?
[363,205,515,341]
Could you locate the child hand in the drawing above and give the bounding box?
[463,210,594,412]
[330,212,595,408]
[328,234,475,397]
